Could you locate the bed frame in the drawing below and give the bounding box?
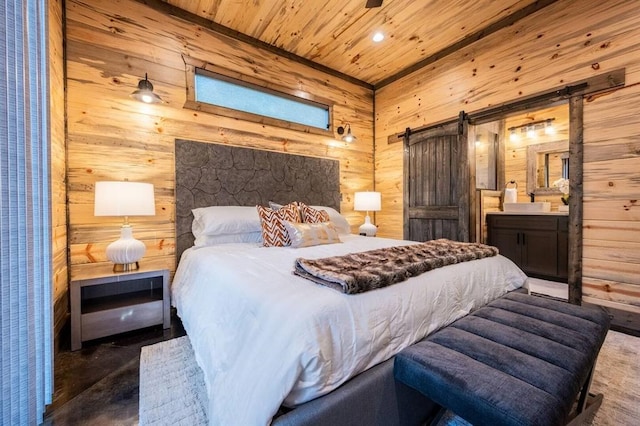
[174,139,439,425]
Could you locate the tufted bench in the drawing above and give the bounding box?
[394,292,610,426]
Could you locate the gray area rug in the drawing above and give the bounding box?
[139,331,639,425]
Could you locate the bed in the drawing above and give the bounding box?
[172,140,528,426]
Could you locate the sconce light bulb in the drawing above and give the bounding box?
[526,126,536,139]
[545,121,555,135]
[509,129,519,142]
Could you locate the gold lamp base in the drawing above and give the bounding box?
[113,262,140,273]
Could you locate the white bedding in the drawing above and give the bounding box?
[171,235,527,426]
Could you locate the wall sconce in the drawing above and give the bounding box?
[130,73,163,104]
[337,124,357,143]
[508,117,555,141]
[94,181,156,272]
[354,191,381,236]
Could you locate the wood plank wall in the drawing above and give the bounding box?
[375,0,640,310]
[64,0,374,280]
[49,0,68,342]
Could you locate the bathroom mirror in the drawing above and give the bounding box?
[526,141,569,195]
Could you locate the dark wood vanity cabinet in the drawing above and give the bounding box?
[487,214,568,282]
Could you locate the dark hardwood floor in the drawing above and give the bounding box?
[42,301,639,425]
[43,311,185,425]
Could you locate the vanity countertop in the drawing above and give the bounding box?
[487,211,569,216]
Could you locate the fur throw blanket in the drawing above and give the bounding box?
[293,239,499,294]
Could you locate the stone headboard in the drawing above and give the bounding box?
[175,139,340,260]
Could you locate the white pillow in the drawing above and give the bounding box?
[268,202,351,235]
[192,206,262,239]
[311,205,351,235]
[194,231,263,247]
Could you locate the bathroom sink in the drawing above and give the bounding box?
[503,202,551,213]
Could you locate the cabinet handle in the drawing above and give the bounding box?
[517,233,520,245]
[522,233,526,245]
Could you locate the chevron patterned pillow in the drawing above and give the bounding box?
[298,202,331,224]
[257,204,301,247]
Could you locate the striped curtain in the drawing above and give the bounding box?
[1,0,54,424]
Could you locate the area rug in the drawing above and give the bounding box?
[139,331,639,425]
[139,336,207,425]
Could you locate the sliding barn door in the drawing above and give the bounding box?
[404,119,470,242]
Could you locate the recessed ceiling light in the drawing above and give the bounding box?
[372,31,384,43]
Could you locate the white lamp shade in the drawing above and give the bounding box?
[94,181,155,217]
[354,191,381,212]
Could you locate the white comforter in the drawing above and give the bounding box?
[171,235,527,426]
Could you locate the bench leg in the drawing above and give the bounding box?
[566,393,603,426]
[566,358,603,426]
[576,364,596,413]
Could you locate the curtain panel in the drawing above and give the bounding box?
[1,0,53,424]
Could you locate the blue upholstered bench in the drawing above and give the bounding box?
[394,292,610,426]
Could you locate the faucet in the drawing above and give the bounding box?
[529,193,535,203]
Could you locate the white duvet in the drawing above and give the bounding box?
[171,235,527,426]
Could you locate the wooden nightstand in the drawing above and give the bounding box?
[71,267,170,350]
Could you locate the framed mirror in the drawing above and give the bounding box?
[526,140,568,195]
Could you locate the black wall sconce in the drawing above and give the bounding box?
[130,73,163,104]
[337,124,357,143]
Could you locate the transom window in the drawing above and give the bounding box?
[184,57,333,135]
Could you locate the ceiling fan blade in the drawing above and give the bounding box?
[365,0,383,8]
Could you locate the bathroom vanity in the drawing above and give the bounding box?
[487,212,568,282]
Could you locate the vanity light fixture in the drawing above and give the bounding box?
[337,124,357,143]
[131,73,163,104]
[508,117,555,141]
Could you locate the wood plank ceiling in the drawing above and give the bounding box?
[162,0,548,87]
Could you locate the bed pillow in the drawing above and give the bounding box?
[268,202,351,235]
[297,202,331,224]
[194,231,263,247]
[192,206,262,239]
[257,204,301,247]
[283,221,342,248]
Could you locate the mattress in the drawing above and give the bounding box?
[171,235,527,425]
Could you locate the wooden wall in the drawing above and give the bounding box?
[64,0,374,279]
[49,0,68,341]
[375,0,640,310]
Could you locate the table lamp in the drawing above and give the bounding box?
[94,181,155,272]
[354,191,381,236]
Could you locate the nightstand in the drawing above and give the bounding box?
[71,267,170,351]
